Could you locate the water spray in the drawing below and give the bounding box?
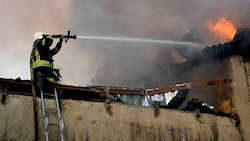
[76,35,203,47]
[51,30,203,47]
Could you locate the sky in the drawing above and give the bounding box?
[1,0,250,88]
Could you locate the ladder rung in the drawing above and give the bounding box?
[48,123,60,127]
[43,93,55,96]
[45,109,58,113]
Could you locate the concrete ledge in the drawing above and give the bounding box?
[61,100,240,141]
[0,94,241,141]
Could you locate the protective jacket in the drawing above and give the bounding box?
[32,38,62,69]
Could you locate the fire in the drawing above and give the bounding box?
[208,18,236,42]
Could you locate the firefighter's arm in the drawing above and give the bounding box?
[51,37,63,55]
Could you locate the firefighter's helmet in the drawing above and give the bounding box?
[34,32,53,46]
[34,32,45,40]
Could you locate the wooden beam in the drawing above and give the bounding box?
[146,79,232,95]
[0,78,232,97]
[91,87,145,95]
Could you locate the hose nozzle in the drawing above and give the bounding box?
[52,30,77,43]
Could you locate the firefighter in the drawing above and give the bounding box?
[32,32,63,88]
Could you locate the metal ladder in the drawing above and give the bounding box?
[40,88,64,141]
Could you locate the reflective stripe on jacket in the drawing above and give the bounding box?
[32,38,62,69]
[32,47,52,69]
[33,60,52,69]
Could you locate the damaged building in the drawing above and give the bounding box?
[1,28,250,141]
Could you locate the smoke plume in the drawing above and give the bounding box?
[68,0,250,88]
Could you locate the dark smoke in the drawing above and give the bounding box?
[69,0,250,88]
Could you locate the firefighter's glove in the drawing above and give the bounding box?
[46,77,58,85]
[57,37,63,48]
[53,69,61,81]
[57,35,64,46]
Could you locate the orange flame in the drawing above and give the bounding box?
[208,18,236,42]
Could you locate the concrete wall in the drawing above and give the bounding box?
[0,95,34,140]
[230,56,250,141]
[0,94,241,141]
